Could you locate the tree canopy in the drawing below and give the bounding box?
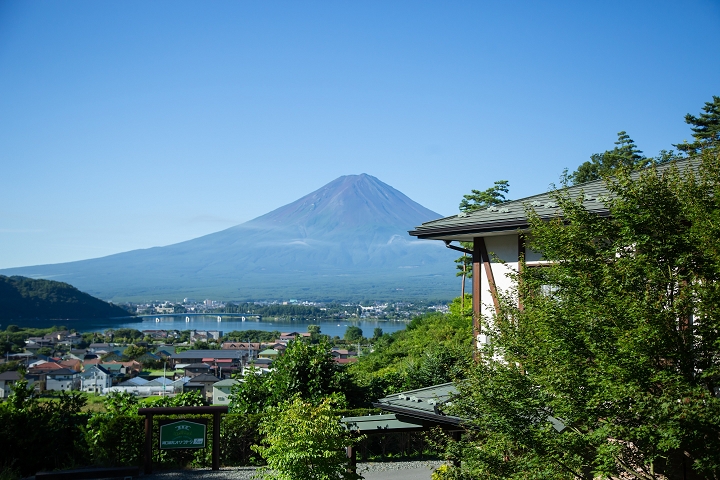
[445,150,720,479]
[458,180,510,213]
[676,95,720,155]
[0,275,130,320]
[569,131,649,185]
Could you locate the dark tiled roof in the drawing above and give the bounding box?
[171,350,242,360]
[409,158,695,241]
[185,363,211,369]
[191,373,221,383]
[0,371,21,381]
[410,179,611,241]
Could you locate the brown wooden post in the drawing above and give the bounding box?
[472,238,482,362]
[518,234,526,312]
[478,237,500,315]
[137,406,228,474]
[451,431,461,467]
[213,411,221,470]
[144,413,153,474]
[346,444,357,475]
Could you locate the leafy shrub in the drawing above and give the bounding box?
[0,381,89,476]
[253,396,362,480]
[220,414,264,466]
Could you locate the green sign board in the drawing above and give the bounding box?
[159,420,207,449]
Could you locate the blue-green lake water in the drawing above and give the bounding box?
[11,314,408,338]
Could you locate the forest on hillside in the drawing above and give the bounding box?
[0,275,131,320]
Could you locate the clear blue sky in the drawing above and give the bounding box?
[1,1,719,269]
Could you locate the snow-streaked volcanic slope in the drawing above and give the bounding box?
[1,175,458,301]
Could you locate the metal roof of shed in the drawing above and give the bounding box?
[372,382,461,426]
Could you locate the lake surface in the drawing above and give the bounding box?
[11,314,409,338]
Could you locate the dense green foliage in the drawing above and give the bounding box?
[458,180,510,213]
[570,131,653,185]
[445,151,720,479]
[0,275,130,321]
[455,181,510,293]
[349,301,472,398]
[0,381,89,477]
[253,396,361,480]
[225,329,282,342]
[343,325,363,342]
[231,339,348,413]
[676,95,720,155]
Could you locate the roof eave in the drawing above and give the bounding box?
[409,209,611,241]
[371,402,463,426]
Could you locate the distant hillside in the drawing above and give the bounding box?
[0,275,131,320]
[0,174,458,301]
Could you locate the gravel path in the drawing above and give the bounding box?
[142,461,445,479]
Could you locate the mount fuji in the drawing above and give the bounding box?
[1,174,458,301]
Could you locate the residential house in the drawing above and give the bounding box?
[59,359,83,372]
[258,349,280,360]
[27,361,63,375]
[169,350,242,368]
[184,373,220,402]
[212,379,238,405]
[408,162,668,352]
[66,349,88,361]
[80,365,112,393]
[46,368,80,391]
[0,371,22,398]
[279,332,311,342]
[184,363,212,378]
[100,363,127,383]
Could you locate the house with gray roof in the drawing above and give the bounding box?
[46,368,80,392]
[212,378,238,405]
[0,371,22,398]
[409,159,693,355]
[169,349,242,368]
[80,365,112,393]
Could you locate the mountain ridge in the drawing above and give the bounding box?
[1,174,458,301]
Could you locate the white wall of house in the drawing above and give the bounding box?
[478,233,521,348]
[46,376,79,391]
[81,369,112,393]
[213,385,234,405]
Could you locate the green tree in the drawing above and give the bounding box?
[455,180,510,306]
[268,340,344,407]
[252,396,361,480]
[676,95,720,155]
[458,180,510,213]
[447,152,720,479]
[230,340,346,412]
[37,346,53,357]
[570,131,649,185]
[371,327,383,341]
[0,381,88,476]
[343,326,363,343]
[122,345,147,359]
[229,365,270,415]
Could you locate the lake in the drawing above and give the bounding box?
[10,314,408,338]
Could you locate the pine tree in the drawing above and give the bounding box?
[676,95,720,155]
[570,131,648,185]
[456,181,510,308]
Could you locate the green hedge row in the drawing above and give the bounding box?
[4,405,437,476]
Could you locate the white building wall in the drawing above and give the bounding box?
[47,378,77,391]
[478,234,521,348]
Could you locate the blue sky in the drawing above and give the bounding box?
[1,1,719,269]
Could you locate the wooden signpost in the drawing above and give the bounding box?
[137,405,228,474]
